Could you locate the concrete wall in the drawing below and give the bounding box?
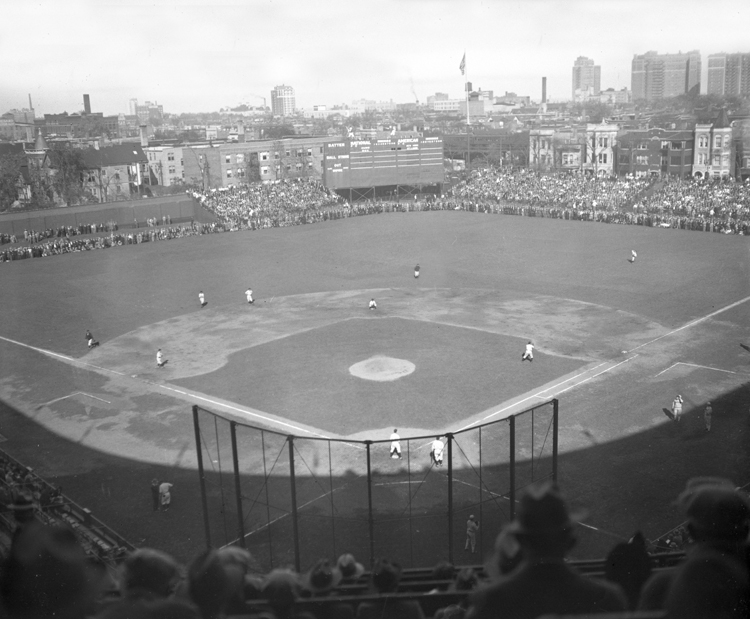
[0,194,214,237]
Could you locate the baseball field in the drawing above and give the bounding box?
[1,209,749,568]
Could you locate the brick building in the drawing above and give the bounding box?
[615,128,694,178]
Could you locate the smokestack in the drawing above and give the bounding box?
[28,93,33,111]
[139,124,148,147]
[542,77,547,104]
[83,94,91,114]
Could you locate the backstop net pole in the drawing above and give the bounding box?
[229,422,246,549]
[365,440,374,566]
[509,415,516,521]
[288,436,301,572]
[446,433,454,564]
[552,399,559,482]
[192,405,212,549]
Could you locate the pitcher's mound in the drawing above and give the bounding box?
[349,355,415,382]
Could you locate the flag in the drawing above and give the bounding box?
[459,53,466,75]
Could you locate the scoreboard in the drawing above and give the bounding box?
[323,137,444,190]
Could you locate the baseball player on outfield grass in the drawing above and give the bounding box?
[522,341,534,362]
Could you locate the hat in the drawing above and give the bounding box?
[305,559,342,593]
[336,553,365,580]
[262,569,300,607]
[678,477,750,541]
[371,559,401,593]
[507,481,587,536]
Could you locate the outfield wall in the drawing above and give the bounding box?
[0,195,215,236]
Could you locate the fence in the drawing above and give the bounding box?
[192,399,558,571]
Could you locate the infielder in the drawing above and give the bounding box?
[629,250,637,263]
[414,264,420,279]
[198,291,206,307]
[156,349,166,368]
[369,298,377,310]
[522,341,534,362]
[245,288,254,304]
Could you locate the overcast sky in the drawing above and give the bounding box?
[2,0,749,116]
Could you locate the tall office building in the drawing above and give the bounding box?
[129,98,138,116]
[707,52,750,95]
[271,85,295,116]
[572,56,601,100]
[631,50,701,100]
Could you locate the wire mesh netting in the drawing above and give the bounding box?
[192,399,557,571]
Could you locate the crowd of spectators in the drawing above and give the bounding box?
[0,221,121,247]
[2,477,748,619]
[3,172,750,263]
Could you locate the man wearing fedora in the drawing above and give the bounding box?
[638,477,750,617]
[466,481,627,619]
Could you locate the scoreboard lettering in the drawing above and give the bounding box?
[323,137,444,190]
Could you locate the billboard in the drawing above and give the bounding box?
[323,137,444,189]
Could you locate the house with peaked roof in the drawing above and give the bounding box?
[80,144,149,202]
[0,143,31,208]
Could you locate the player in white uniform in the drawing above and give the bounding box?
[629,250,637,263]
[156,349,165,368]
[672,394,683,422]
[245,288,254,304]
[431,436,444,467]
[522,341,534,362]
[199,291,206,307]
[369,298,377,310]
[389,429,402,459]
[414,264,420,279]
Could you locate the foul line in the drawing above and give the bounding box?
[0,333,330,440]
[38,392,111,408]
[625,294,750,354]
[455,358,636,432]
[654,362,739,378]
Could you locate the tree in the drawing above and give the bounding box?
[47,147,91,206]
[0,153,24,210]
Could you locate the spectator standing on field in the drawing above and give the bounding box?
[704,402,713,431]
[159,481,173,511]
[150,478,160,512]
[465,515,480,553]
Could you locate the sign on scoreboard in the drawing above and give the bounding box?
[323,137,444,190]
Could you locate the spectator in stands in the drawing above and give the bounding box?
[259,569,315,619]
[603,531,652,609]
[355,558,425,619]
[187,549,231,619]
[427,561,455,594]
[0,521,105,619]
[466,481,627,619]
[336,553,365,583]
[215,546,260,614]
[488,526,523,577]
[638,477,750,618]
[9,493,36,542]
[303,559,353,619]
[159,480,173,510]
[96,547,199,618]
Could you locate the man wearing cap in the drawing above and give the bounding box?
[466,481,627,619]
[638,477,750,617]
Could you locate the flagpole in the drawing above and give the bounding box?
[462,52,471,174]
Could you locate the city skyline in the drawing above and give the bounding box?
[2,0,750,116]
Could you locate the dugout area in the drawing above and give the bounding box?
[193,399,558,572]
